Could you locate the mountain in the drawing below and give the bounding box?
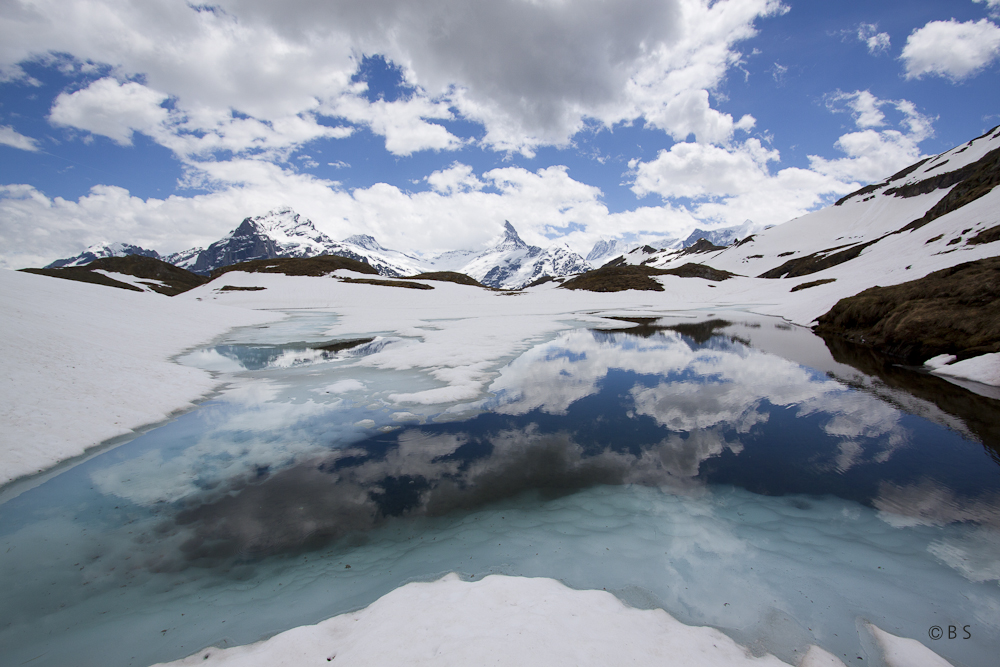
[681,220,765,248]
[162,209,421,277]
[434,221,590,289]
[47,213,590,288]
[45,242,159,268]
[586,239,629,265]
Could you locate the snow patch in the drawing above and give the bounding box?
[930,352,1000,387]
[152,573,798,667]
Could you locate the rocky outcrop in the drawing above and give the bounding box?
[813,257,1000,363]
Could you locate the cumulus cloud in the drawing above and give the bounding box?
[630,137,846,227]
[48,78,170,145]
[426,163,484,195]
[0,0,785,157]
[325,92,464,156]
[0,125,40,151]
[811,92,933,183]
[901,18,1000,81]
[0,157,699,268]
[629,90,933,228]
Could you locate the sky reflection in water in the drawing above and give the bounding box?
[1,313,999,667]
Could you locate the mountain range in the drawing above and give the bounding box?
[48,210,594,289]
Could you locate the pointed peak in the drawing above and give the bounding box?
[489,220,527,251]
[233,217,263,235]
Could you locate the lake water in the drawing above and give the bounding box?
[1,311,998,667]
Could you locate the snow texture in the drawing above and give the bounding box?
[153,574,957,667]
[151,573,797,667]
[930,352,1000,386]
[0,268,279,486]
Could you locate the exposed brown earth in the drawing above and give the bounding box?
[20,266,145,292]
[401,271,487,287]
[790,278,837,292]
[560,263,735,293]
[813,257,1000,364]
[560,265,667,292]
[758,240,882,279]
[897,146,1000,233]
[20,256,209,296]
[681,238,727,254]
[967,224,1000,246]
[339,277,434,290]
[210,255,379,278]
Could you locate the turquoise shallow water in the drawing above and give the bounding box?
[1,312,998,667]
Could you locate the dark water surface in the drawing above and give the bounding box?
[1,311,998,667]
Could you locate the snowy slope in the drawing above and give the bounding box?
[0,269,279,487]
[615,125,1000,325]
[45,241,160,268]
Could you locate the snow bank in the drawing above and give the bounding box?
[867,624,955,667]
[930,352,1000,387]
[153,574,957,667]
[0,269,279,487]
[152,573,795,667]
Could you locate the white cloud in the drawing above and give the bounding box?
[857,23,891,55]
[812,93,933,183]
[325,92,464,156]
[974,0,1000,18]
[426,163,484,195]
[48,78,170,145]
[629,90,934,228]
[0,0,785,157]
[0,125,40,152]
[632,139,779,199]
[46,77,353,159]
[826,90,885,128]
[902,18,1000,81]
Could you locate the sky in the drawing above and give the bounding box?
[1,0,1000,269]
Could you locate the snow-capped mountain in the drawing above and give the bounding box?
[47,212,591,287]
[681,220,765,248]
[434,221,590,289]
[162,209,421,277]
[586,239,630,266]
[45,242,159,268]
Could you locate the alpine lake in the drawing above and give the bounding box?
[1,310,998,667]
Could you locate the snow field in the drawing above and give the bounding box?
[0,268,280,487]
[150,574,957,667]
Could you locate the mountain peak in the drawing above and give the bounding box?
[343,234,386,252]
[45,241,159,268]
[490,220,527,251]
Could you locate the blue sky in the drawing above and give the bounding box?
[2,0,1000,268]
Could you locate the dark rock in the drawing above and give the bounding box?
[21,256,208,296]
[210,255,379,279]
[813,257,1000,363]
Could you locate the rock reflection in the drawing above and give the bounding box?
[818,334,1000,463]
